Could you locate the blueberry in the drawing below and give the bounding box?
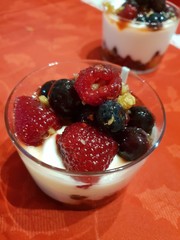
[136,13,147,22]
[39,80,56,97]
[114,127,150,161]
[147,13,163,29]
[96,100,127,133]
[158,12,167,22]
[48,79,82,118]
[128,106,155,134]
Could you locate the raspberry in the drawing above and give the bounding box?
[118,4,138,20]
[74,65,122,106]
[14,96,61,146]
[56,122,118,172]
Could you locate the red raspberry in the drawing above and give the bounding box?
[56,122,118,172]
[14,96,61,146]
[74,65,122,106]
[118,4,138,20]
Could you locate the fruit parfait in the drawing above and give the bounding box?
[5,60,165,209]
[102,0,180,73]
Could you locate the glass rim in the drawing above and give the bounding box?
[4,59,166,176]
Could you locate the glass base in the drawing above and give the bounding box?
[102,45,163,74]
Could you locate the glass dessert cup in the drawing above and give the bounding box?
[4,60,166,210]
[102,1,180,74]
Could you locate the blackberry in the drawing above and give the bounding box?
[128,106,155,134]
[48,79,82,118]
[114,127,150,161]
[96,100,126,133]
[39,80,56,97]
[135,0,150,7]
[136,0,149,4]
[150,0,166,12]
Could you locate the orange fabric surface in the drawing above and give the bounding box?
[0,0,180,239]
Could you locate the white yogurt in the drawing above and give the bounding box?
[18,127,157,206]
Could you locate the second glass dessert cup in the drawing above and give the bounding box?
[102,1,180,73]
[5,60,166,209]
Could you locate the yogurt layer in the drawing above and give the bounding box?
[102,12,179,64]
[19,126,157,205]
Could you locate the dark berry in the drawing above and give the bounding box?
[77,105,98,125]
[158,12,167,22]
[128,106,155,134]
[114,127,150,161]
[136,13,147,22]
[126,0,139,8]
[150,0,166,12]
[39,80,56,97]
[96,100,127,133]
[136,0,150,5]
[147,13,163,29]
[48,79,82,118]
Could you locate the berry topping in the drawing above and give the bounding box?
[14,96,61,146]
[118,4,138,20]
[126,0,139,8]
[48,79,82,118]
[136,0,150,6]
[150,0,166,12]
[74,65,122,106]
[56,122,118,172]
[78,105,98,125]
[128,106,155,134]
[114,127,150,161]
[39,80,56,97]
[147,13,165,29]
[96,100,127,133]
[112,0,178,30]
[136,13,147,22]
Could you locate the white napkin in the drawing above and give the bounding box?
[170,34,180,49]
[81,0,180,49]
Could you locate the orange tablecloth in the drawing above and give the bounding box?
[0,0,180,239]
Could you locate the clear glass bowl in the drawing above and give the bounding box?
[102,1,180,73]
[4,60,166,209]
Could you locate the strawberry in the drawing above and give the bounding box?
[74,64,122,106]
[14,96,61,146]
[56,122,118,172]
